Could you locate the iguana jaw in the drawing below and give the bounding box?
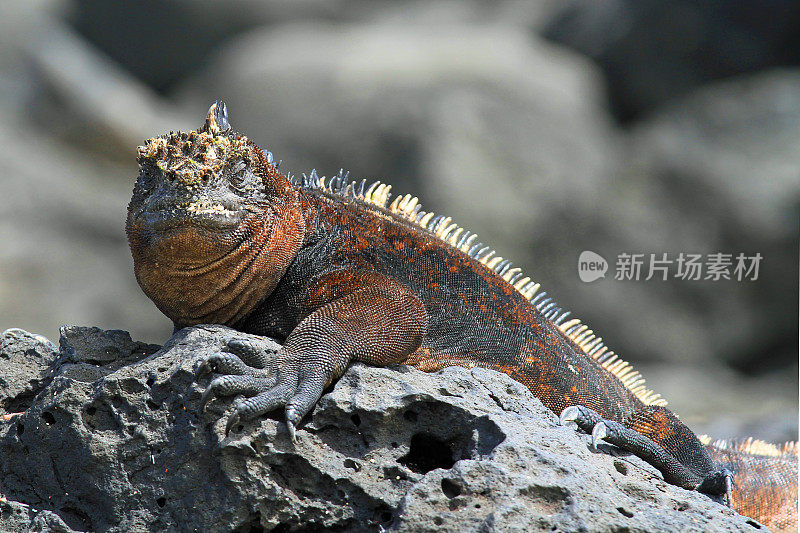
[126,208,247,267]
[127,209,273,326]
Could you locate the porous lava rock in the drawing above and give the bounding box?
[0,326,760,532]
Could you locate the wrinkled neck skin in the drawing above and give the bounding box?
[128,195,305,328]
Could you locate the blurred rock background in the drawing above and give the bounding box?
[0,0,796,443]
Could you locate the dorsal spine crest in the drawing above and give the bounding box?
[293,170,667,407]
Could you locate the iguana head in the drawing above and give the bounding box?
[126,101,305,327]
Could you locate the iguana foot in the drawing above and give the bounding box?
[696,467,734,507]
[196,337,324,442]
[560,405,733,503]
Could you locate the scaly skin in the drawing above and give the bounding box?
[703,439,798,532]
[126,102,797,529]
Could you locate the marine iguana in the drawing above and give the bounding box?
[126,101,798,531]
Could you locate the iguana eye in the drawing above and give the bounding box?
[227,161,249,190]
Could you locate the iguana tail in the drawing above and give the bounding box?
[702,436,798,532]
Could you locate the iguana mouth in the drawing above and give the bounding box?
[143,207,242,232]
[140,195,245,232]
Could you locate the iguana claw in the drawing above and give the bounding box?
[697,467,735,505]
[558,405,603,433]
[725,473,734,508]
[591,422,610,450]
[200,376,225,411]
[559,405,579,425]
[196,357,215,376]
[225,407,242,436]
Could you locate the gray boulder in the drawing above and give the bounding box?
[543,0,800,121]
[0,329,59,416]
[611,69,800,372]
[0,326,757,532]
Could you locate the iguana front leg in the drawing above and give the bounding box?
[199,275,427,440]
